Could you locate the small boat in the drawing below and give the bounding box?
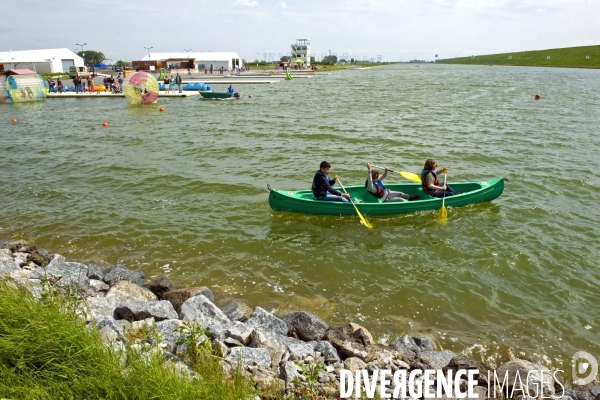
[199,91,234,99]
[268,177,504,216]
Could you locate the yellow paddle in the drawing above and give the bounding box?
[437,172,448,224]
[371,165,421,182]
[336,177,373,229]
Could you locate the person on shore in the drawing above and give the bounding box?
[366,163,418,202]
[86,76,93,93]
[56,77,63,93]
[163,76,170,93]
[175,73,182,93]
[210,64,213,74]
[117,75,123,91]
[312,161,350,202]
[421,158,456,197]
[47,78,55,92]
[74,76,81,94]
[227,84,234,95]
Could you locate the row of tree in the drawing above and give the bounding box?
[76,51,130,68]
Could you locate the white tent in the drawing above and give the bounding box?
[0,49,84,74]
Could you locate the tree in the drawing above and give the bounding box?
[115,60,131,68]
[310,56,315,63]
[323,55,337,64]
[280,56,291,62]
[77,50,106,66]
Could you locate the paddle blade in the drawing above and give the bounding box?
[400,171,421,182]
[358,211,373,229]
[437,204,448,225]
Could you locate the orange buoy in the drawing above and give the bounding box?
[159,107,164,112]
[248,94,252,98]
[102,121,108,127]
[535,94,541,100]
[11,118,17,123]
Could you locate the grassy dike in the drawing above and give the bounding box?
[0,280,256,400]
[436,45,600,68]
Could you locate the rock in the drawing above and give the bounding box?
[98,325,119,344]
[0,248,13,263]
[102,264,144,286]
[273,335,315,361]
[105,280,157,302]
[444,356,493,386]
[208,322,238,341]
[313,340,341,364]
[0,260,21,277]
[224,337,244,347]
[43,258,90,291]
[226,346,272,370]
[342,323,375,347]
[93,315,125,336]
[154,319,183,353]
[162,287,214,310]
[254,373,285,396]
[178,295,230,328]
[413,335,437,351]
[164,360,201,380]
[281,311,329,341]
[83,260,108,280]
[220,298,253,322]
[84,296,121,321]
[338,340,371,361]
[281,360,300,387]
[144,276,182,298]
[344,357,367,373]
[565,390,592,400]
[250,328,286,368]
[114,300,178,322]
[88,279,109,293]
[211,340,230,358]
[226,322,253,345]
[416,350,456,370]
[245,307,288,336]
[389,335,421,363]
[496,359,555,398]
[590,387,600,398]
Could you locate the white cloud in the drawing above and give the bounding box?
[275,1,286,8]
[234,0,258,6]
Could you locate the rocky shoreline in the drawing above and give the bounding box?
[1,241,598,399]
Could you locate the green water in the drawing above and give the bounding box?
[1,64,599,372]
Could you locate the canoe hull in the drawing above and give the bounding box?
[268,177,504,216]
[199,91,232,99]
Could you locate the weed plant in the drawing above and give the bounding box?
[0,280,256,399]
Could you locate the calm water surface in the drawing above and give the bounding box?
[1,64,599,372]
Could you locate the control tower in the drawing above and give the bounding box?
[291,39,311,65]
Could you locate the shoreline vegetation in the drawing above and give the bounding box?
[1,240,599,399]
[435,45,600,69]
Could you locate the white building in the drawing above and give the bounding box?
[0,48,84,74]
[139,51,243,71]
[291,39,311,65]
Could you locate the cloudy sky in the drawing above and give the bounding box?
[2,0,598,62]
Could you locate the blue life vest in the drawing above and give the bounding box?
[365,179,388,198]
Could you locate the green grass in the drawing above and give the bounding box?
[0,280,256,399]
[436,45,600,68]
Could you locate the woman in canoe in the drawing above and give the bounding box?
[421,159,456,197]
[366,163,418,201]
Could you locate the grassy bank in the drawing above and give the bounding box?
[0,280,256,399]
[436,45,600,68]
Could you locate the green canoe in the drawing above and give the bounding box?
[268,177,504,216]
[199,91,233,99]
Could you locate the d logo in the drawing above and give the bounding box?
[572,351,598,385]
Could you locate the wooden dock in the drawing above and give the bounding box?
[47,91,199,99]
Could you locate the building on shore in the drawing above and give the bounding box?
[133,52,243,72]
[291,39,311,65]
[0,49,84,74]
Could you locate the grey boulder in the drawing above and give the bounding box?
[114,300,178,322]
[102,264,144,286]
[178,295,230,328]
[282,311,328,341]
[245,307,287,336]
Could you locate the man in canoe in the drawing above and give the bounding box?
[227,84,235,95]
[366,163,418,201]
[421,158,456,197]
[312,161,350,202]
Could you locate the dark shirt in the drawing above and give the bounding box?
[312,170,341,198]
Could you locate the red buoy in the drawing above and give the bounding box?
[159,107,164,112]
[102,121,108,127]
[12,118,17,123]
[535,94,541,100]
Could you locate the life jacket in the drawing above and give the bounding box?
[365,179,387,198]
[421,169,438,192]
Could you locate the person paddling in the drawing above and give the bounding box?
[312,161,350,202]
[421,158,456,197]
[366,163,418,201]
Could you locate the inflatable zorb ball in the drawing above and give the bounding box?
[123,72,159,104]
[5,74,47,103]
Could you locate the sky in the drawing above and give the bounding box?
[2,0,599,62]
